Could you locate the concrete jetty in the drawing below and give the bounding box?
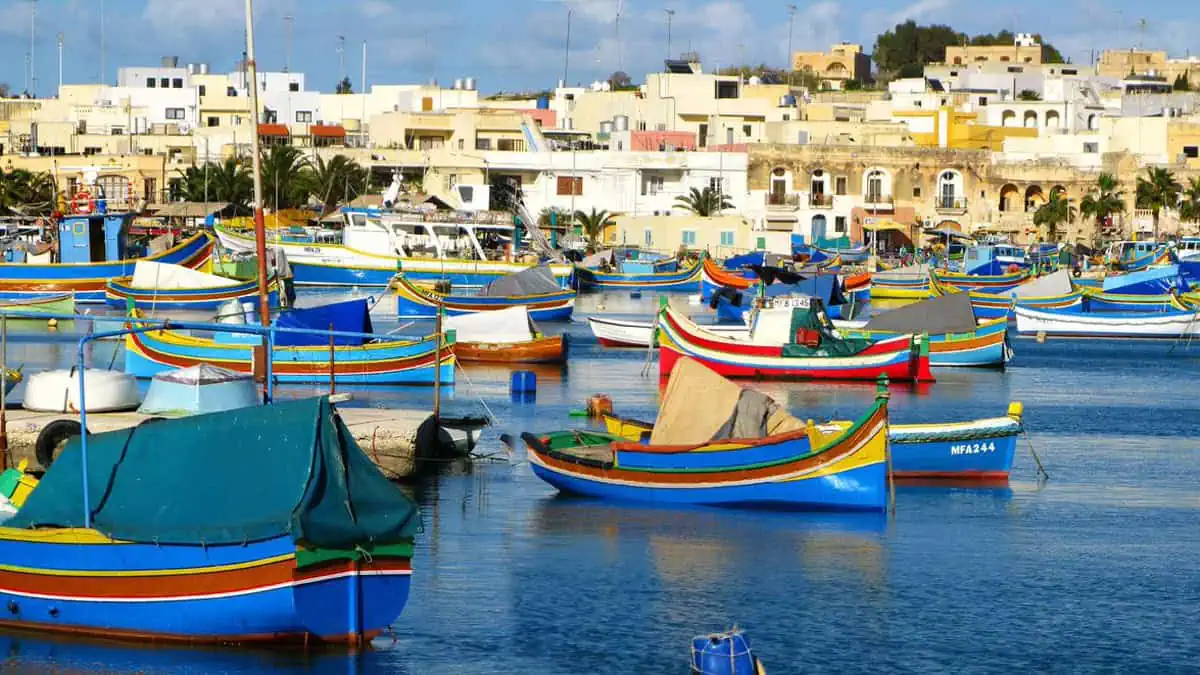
[0,404,486,479]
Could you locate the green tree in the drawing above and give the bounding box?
[1033,190,1076,242]
[872,20,964,76]
[0,168,57,216]
[1079,173,1126,243]
[572,208,613,250]
[176,159,253,213]
[1177,177,1200,223]
[1173,73,1191,91]
[336,77,353,94]
[674,186,733,217]
[260,145,311,211]
[1135,167,1181,241]
[1017,89,1042,101]
[300,154,369,216]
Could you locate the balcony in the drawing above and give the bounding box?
[766,193,801,210]
[809,194,834,209]
[935,196,968,214]
[863,193,894,211]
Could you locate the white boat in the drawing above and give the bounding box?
[22,368,141,413]
[588,316,747,347]
[1014,305,1200,339]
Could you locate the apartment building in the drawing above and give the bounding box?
[791,44,872,89]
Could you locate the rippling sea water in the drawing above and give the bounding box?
[2,290,1199,673]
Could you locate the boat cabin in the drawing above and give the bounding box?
[964,245,1027,275]
[57,213,132,264]
[340,207,513,261]
[1176,237,1200,260]
[1104,240,1158,265]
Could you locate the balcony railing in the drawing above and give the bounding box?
[766,193,801,208]
[935,197,968,212]
[809,194,834,209]
[863,193,894,209]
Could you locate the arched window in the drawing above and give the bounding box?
[1023,111,1038,128]
[1001,110,1016,127]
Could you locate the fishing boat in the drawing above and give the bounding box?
[604,401,1024,481]
[871,264,931,299]
[587,315,746,348]
[1081,288,1193,313]
[392,265,575,321]
[962,244,1030,275]
[930,269,1081,322]
[124,298,455,385]
[658,301,934,383]
[446,306,565,364]
[817,244,868,263]
[0,396,419,645]
[0,214,214,303]
[23,369,141,413]
[1104,241,1170,271]
[930,268,1028,294]
[836,293,1010,368]
[214,218,573,289]
[700,256,756,299]
[0,293,76,326]
[514,357,890,510]
[105,261,280,311]
[575,256,702,292]
[1014,304,1200,339]
[1099,263,1190,296]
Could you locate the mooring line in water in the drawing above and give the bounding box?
[1168,310,1200,354]
[640,337,655,377]
[452,360,501,427]
[1022,427,1049,481]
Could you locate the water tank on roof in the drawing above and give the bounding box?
[600,120,614,135]
[198,63,210,75]
[537,95,550,110]
[601,81,612,92]
[464,77,477,91]
[780,94,797,107]
[613,114,629,131]
[748,76,762,86]
[186,64,196,75]
[453,78,464,90]
[162,56,179,68]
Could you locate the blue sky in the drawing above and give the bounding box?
[0,0,1193,96]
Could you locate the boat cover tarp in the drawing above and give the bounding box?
[649,357,804,446]
[445,306,533,344]
[1012,269,1072,298]
[8,397,420,547]
[581,250,614,268]
[131,261,233,290]
[138,364,260,415]
[481,265,562,297]
[863,291,977,334]
[274,298,373,347]
[780,305,875,357]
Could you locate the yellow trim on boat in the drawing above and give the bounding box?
[0,553,296,577]
[0,527,121,544]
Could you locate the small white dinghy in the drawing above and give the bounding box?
[139,364,260,416]
[22,368,141,413]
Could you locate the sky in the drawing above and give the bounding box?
[0,0,1195,97]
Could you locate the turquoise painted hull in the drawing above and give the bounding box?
[575,263,701,292]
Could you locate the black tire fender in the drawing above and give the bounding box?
[35,419,88,470]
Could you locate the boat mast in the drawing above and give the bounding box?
[244,0,271,323]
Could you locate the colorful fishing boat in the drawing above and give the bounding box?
[658,302,934,383]
[588,315,745,348]
[0,293,76,326]
[0,218,214,303]
[836,292,1008,368]
[930,268,1028,294]
[1014,304,1200,339]
[515,357,890,510]
[871,264,931,299]
[392,266,575,321]
[0,396,419,646]
[124,299,455,385]
[446,306,566,364]
[605,401,1024,481]
[105,261,280,311]
[1081,288,1193,313]
[575,258,702,292]
[1099,264,1190,296]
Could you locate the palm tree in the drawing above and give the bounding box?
[1177,177,1200,224]
[1135,167,1181,241]
[572,208,613,250]
[674,186,732,217]
[1033,191,1076,243]
[0,169,57,216]
[300,154,369,216]
[260,145,310,212]
[1079,172,1125,244]
[176,159,253,213]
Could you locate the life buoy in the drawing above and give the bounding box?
[71,191,92,215]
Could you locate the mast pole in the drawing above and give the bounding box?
[244,0,271,323]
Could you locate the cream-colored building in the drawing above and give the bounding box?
[1097,49,1200,84]
[945,43,1043,66]
[791,43,872,89]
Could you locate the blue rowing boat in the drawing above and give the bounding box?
[575,258,702,292]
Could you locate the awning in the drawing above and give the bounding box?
[258,123,289,137]
[310,124,346,138]
[148,202,232,218]
[862,220,910,232]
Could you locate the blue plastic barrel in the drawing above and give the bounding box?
[691,630,756,675]
[510,371,537,395]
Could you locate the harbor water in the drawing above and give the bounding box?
[2,291,1199,673]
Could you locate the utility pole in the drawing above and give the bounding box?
[337,35,346,85]
[244,0,271,324]
[283,14,293,73]
[787,4,798,88]
[30,0,37,97]
[562,6,572,87]
[361,40,368,147]
[665,9,675,62]
[56,32,62,95]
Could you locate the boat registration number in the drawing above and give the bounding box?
[767,297,811,309]
[950,441,997,456]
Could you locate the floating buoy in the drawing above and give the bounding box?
[586,394,613,418]
[46,318,58,329]
[510,370,537,395]
[1036,331,1047,344]
[690,629,762,675]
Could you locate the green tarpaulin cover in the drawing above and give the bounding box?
[781,304,875,358]
[9,397,420,548]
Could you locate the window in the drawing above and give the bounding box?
[206,116,219,127]
[698,124,708,148]
[642,175,664,196]
[1063,68,1078,75]
[165,108,185,120]
[475,138,492,151]
[1185,146,1199,158]
[782,113,790,121]
[913,186,922,198]
[682,230,697,246]
[289,82,300,92]
[143,178,157,202]
[146,78,156,88]
[834,176,847,196]
[198,85,206,97]
[756,237,766,250]
[644,229,653,246]
[1084,142,1100,154]
[459,185,474,202]
[715,81,739,99]
[742,124,752,138]
[720,231,735,247]
[637,120,647,131]
[227,86,238,96]
[557,176,584,196]
[295,110,313,123]
[110,127,124,135]
[172,78,183,88]
[457,139,464,150]
[834,216,846,234]
[978,97,988,105]
[446,174,458,191]
[160,78,169,88]
[497,138,525,151]
[709,177,725,195]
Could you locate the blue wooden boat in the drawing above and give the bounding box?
[0,214,214,303]
[1082,288,1192,313]
[963,245,1030,276]
[124,299,455,385]
[392,266,575,321]
[575,258,702,292]
[0,396,419,646]
[930,268,1028,294]
[1100,264,1190,296]
[105,262,280,311]
[516,357,889,510]
[930,269,1082,322]
[871,265,931,299]
[1015,303,1200,339]
[837,293,1010,368]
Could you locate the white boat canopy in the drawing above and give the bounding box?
[130,261,236,290]
[445,306,535,344]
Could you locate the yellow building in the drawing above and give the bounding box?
[893,106,1037,151]
[1097,49,1200,84]
[791,43,872,89]
[944,44,1042,66]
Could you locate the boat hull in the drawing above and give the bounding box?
[1014,305,1200,339]
[105,278,280,311]
[870,276,931,299]
[393,275,575,321]
[456,335,565,363]
[842,318,1009,368]
[575,260,701,292]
